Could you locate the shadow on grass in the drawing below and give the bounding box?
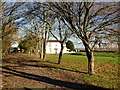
[2,54,87,74]
[23,63,88,75]
[28,60,40,62]
[3,57,88,74]
[28,59,58,64]
[70,53,85,56]
[1,66,110,90]
[70,52,118,57]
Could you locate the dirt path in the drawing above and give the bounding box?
[1,53,110,90]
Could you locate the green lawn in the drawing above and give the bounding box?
[34,52,119,89]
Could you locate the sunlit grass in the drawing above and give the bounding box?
[12,52,118,89]
[34,52,119,89]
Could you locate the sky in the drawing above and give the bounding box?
[6,1,118,49]
[2,0,120,2]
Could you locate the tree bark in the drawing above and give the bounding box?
[58,43,64,64]
[40,39,44,59]
[43,40,46,60]
[43,24,48,60]
[40,29,44,59]
[84,43,95,74]
[88,51,94,74]
[39,42,43,59]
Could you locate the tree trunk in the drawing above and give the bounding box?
[36,42,39,55]
[43,40,46,60]
[84,43,95,75]
[87,51,94,74]
[40,30,44,59]
[8,48,10,54]
[58,43,64,64]
[40,47,43,59]
[40,40,44,59]
[43,24,48,60]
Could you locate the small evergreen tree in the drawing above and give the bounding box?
[66,40,74,51]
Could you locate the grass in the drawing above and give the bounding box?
[71,52,119,64]
[2,52,118,89]
[34,52,119,89]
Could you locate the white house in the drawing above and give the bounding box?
[46,40,69,54]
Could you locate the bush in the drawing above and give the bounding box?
[66,40,75,51]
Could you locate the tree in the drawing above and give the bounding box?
[18,33,38,54]
[66,40,74,51]
[50,16,72,64]
[22,2,55,59]
[1,2,25,55]
[9,2,48,59]
[0,1,2,59]
[48,2,119,74]
[35,3,57,60]
[2,23,17,54]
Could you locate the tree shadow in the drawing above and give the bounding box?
[28,59,58,64]
[22,63,88,74]
[2,54,87,74]
[1,66,110,90]
[26,59,88,74]
[27,60,40,62]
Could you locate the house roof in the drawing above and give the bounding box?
[47,40,63,43]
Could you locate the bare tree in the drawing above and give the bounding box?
[30,2,55,59]
[48,2,119,74]
[1,2,25,55]
[50,16,72,64]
